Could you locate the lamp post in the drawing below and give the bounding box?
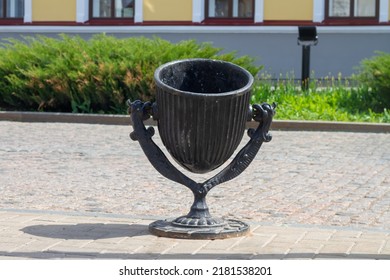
[298,26,318,91]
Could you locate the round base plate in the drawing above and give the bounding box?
[149,218,250,240]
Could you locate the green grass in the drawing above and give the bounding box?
[251,75,390,123]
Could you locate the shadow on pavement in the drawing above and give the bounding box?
[21,223,149,239]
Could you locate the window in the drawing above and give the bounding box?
[326,0,378,19]
[0,0,24,18]
[206,0,254,19]
[91,0,134,19]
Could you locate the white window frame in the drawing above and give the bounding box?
[379,0,389,22]
[313,0,325,22]
[254,0,263,22]
[193,0,205,22]
[24,0,32,22]
[76,0,89,22]
[134,0,142,22]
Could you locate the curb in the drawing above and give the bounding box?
[1,111,389,133]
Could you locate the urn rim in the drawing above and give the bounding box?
[154,58,254,98]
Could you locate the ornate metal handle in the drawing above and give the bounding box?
[127,100,200,194]
[201,102,276,192]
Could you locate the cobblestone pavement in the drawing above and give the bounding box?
[1,121,389,231]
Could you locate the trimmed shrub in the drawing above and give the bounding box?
[0,34,261,113]
[357,51,390,111]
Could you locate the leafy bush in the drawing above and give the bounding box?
[0,34,261,113]
[357,51,390,111]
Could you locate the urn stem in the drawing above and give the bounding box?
[187,190,211,219]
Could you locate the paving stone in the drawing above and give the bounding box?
[349,241,385,254]
[302,230,335,241]
[258,241,292,254]
[0,121,390,259]
[162,239,210,254]
[318,241,355,254]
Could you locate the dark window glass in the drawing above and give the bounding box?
[207,0,254,19]
[91,0,134,18]
[327,0,378,19]
[1,0,24,18]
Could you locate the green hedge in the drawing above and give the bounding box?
[0,34,261,113]
[357,51,390,111]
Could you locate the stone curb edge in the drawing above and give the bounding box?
[1,111,389,133]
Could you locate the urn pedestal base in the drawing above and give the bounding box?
[149,218,250,240]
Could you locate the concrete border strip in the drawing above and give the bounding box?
[1,111,389,133]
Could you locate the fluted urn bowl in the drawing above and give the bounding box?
[154,59,254,174]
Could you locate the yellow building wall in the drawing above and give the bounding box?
[264,0,313,21]
[32,0,76,22]
[143,0,192,21]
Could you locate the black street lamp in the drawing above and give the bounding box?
[298,26,318,90]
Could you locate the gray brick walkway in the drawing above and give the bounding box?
[0,120,389,259]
